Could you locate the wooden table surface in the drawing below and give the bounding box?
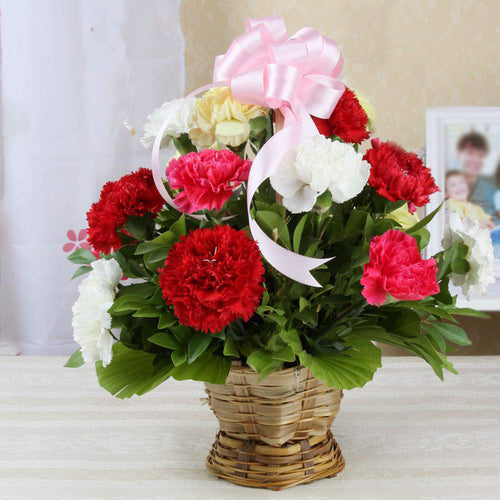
[1,356,499,499]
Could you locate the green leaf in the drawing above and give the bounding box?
[256,305,284,315]
[428,331,447,353]
[148,332,183,351]
[170,325,192,347]
[124,215,148,240]
[96,343,172,398]
[344,210,368,237]
[111,251,144,279]
[249,116,268,135]
[299,297,309,312]
[271,345,295,362]
[352,324,457,380]
[451,258,470,274]
[372,192,405,214]
[406,202,443,234]
[158,311,177,329]
[223,336,239,357]
[171,350,187,367]
[386,309,421,337]
[135,231,177,255]
[424,322,471,346]
[329,135,345,143]
[305,241,319,257]
[373,217,397,236]
[143,247,169,264]
[293,214,309,253]
[412,227,430,250]
[395,301,457,322]
[279,329,303,355]
[255,210,291,249]
[445,307,489,319]
[169,353,231,384]
[132,306,161,318]
[71,265,92,279]
[295,309,317,326]
[170,215,187,238]
[64,349,84,368]
[116,282,156,298]
[266,312,287,326]
[364,213,375,240]
[247,350,283,380]
[108,294,149,315]
[172,133,197,155]
[68,248,97,265]
[315,190,332,208]
[299,337,381,390]
[147,288,162,304]
[187,334,212,364]
[405,336,457,379]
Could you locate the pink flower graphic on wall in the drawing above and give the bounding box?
[63,228,127,280]
[63,229,99,257]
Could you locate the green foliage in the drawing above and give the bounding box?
[405,202,443,234]
[255,210,291,249]
[68,120,483,398]
[68,248,97,265]
[299,337,382,390]
[172,133,197,155]
[169,353,231,384]
[96,343,172,398]
[64,349,84,367]
[423,322,471,346]
[350,323,459,380]
[149,332,182,350]
[71,265,92,280]
[187,334,212,363]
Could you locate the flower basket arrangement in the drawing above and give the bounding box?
[66,17,493,491]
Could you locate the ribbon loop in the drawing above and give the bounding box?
[245,16,288,42]
[264,63,301,108]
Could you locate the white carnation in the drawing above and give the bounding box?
[71,259,122,366]
[270,135,370,213]
[141,97,196,150]
[442,212,495,298]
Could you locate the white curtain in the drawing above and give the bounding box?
[0,0,185,354]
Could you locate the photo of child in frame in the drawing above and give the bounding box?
[444,130,500,259]
[426,108,500,309]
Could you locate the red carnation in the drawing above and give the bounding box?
[361,230,439,306]
[87,168,164,254]
[159,225,264,333]
[312,87,369,144]
[166,149,251,213]
[364,140,439,210]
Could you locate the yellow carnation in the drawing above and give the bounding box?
[385,204,420,229]
[190,87,268,148]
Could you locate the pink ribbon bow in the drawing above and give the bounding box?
[213,17,344,123]
[152,16,345,286]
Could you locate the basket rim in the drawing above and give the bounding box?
[228,362,307,377]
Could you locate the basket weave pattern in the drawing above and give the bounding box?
[205,365,344,490]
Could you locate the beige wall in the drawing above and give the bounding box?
[180,0,500,353]
[181,0,499,150]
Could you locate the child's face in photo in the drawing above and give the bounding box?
[446,173,469,201]
[458,146,487,176]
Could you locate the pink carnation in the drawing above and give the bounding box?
[166,149,251,213]
[361,230,439,306]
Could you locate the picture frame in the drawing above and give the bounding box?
[426,107,500,311]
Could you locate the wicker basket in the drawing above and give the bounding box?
[205,364,344,490]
